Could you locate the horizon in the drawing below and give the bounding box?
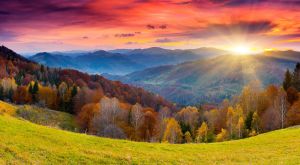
[1,44,298,57]
[1,1,300,53]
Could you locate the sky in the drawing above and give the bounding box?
[1,0,300,54]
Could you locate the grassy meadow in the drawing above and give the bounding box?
[0,110,300,164]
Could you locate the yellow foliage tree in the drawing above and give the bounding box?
[216,128,228,142]
[162,118,182,144]
[184,131,192,143]
[237,116,244,139]
[196,121,208,143]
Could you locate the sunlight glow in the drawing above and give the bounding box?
[231,45,252,55]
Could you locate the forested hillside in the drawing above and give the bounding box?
[0,45,174,141]
[2,45,300,144]
[113,52,299,105]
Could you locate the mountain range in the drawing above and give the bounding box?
[0,45,173,111]
[107,51,300,105]
[28,46,300,105]
[29,47,226,75]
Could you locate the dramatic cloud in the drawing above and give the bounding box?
[115,33,136,38]
[208,20,277,34]
[146,24,168,30]
[1,0,300,52]
[155,38,173,43]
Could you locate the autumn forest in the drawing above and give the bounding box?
[1,46,300,144]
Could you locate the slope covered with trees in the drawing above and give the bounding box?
[0,45,173,141]
[112,52,299,105]
[2,45,300,144]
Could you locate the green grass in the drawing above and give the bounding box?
[0,101,78,131]
[15,105,77,131]
[0,114,300,164]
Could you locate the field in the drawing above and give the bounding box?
[0,112,300,164]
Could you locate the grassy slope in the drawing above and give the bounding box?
[0,114,300,164]
[0,101,77,131]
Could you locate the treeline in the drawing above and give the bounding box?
[74,63,300,143]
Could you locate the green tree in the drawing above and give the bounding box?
[33,81,39,94]
[292,63,300,90]
[245,111,254,130]
[0,86,3,100]
[71,85,78,98]
[283,69,292,90]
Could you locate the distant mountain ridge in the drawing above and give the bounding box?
[29,47,226,75]
[108,51,300,105]
[0,45,32,63]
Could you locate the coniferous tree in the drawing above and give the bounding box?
[8,88,13,102]
[283,69,292,90]
[33,81,39,94]
[0,86,3,100]
[292,63,300,91]
[245,111,254,130]
[71,85,77,98]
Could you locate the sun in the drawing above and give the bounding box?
[232,45,252,55]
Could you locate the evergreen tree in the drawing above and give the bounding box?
[292,63,300,91]
[71,86,77,98]
[33,81,39,94]
[8,88,13,102]
[283,69,292,90]
[28,83,33,94]
[30,81,39,102]
[0,86,4,100]
[245,111,254,130]
[40,64,45,73]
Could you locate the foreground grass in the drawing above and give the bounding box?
[0,115,300,164]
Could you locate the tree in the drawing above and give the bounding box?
[226,107,234,139]
[278,88,287,129]
[71,85,78,98]
[292,62,300,90]
[286,87,298,105]
[216,128,228,142]
[184,131,192,143]
[77,103,100,133]
[287,100,300,126]
[28,81,39,102]
[91,97,126,138]
[33,81,39,94]
[283,69,292,90]
[244,111,254,130]
[196,122,208,143]
[130,103,144,132]
[177,106,199,137]
[140,110,157,142]
[0,86,3,100]
[157,106,171,141]
[251,111,260,133]
[204,109,219,133]
[237,117,244,138]
[162,118,182,144]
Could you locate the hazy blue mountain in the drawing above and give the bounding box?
[30,52,77,68]
[109,51,300,105]
[124,47,226,68]
[30,47,226,75]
